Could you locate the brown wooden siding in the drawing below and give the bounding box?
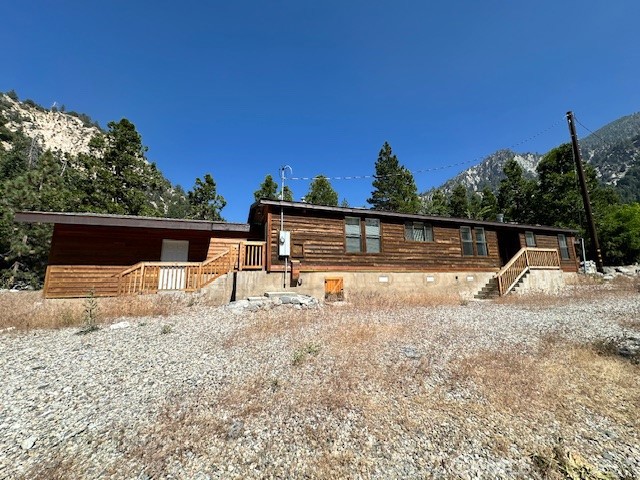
[267,211,502,272]
[529,233,578,272]
[44,265,125,298]
[48,224,214,266]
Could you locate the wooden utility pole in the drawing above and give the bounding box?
[566,111,604,273]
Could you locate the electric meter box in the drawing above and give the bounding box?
[278,230,291,257]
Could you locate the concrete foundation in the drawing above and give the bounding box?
[203,270,500,303]
[515,269,567,295]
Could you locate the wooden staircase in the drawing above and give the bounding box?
[475,247,560,299]
[117,249,235,295]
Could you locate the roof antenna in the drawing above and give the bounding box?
[279,165,292,200]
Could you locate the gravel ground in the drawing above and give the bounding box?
[1,285,639,479]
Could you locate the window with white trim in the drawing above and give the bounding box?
[460,226,474,256]
[345,217,381,253]
[345,217,362,253]
[475,227,488,256]
[558,234,570,260]
[405,221,434,242]
[365,218,381,253]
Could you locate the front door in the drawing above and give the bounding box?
[498,231,521,266]
[159,239,189,290]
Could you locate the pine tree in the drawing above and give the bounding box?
[367,142,420,213]
[497,158,537,223]
[478,185,498,221]
[449,183,470,218]
[304,175,339,206]
[254,174,279,201]
[77,119,169,216]
[187,174,226,221]
[280,186,294,201]
[421,189,450,216]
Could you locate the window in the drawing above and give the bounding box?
[525,231,536,247]
[345,217,381,253]
[460,226,474,256]
[475,227,488,256]
[558,234,570,260]
[405,222,434,242]
[365,218,381,253]
[345,217,361,253]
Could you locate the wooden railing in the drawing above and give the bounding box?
[496,247,560,296]
[239,241,266,270]
[117,249,235,295]
[116,242,266,296]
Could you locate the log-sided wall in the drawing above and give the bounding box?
[266,207,578,273]
[518,232,578,272]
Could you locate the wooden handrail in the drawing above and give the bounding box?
[115,242,266,296]
[117,261,145,278]
[496,247,560,296]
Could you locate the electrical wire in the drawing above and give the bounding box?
[288,116,566,182]
[574,116,607,144]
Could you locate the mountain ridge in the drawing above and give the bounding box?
[434,112,640,199]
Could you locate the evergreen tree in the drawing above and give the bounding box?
[421,189,450,216]
[166,185,191,219]
[340,198,350,208]
[0,150,73,286]
[280,186,294,201]
[254,174,279,201]
[367,142,420,213]
[478,186,498,221]
[534,144,618,229]
[304,175,338,206]
[449,183,470,218]
[497,158,537,223]
[187,174,226,221]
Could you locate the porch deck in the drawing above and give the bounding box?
[43,241,266,298]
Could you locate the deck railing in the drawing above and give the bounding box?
[496,247,560,296]
[116,241,266,296]
[239,241,266,270]
[117,249,235,295]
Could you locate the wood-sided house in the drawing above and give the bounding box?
[15,200,579,300]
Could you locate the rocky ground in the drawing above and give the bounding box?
[1,283,639,479]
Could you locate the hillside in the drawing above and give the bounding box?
[435,112,640,200]
[0,93,101,158]
[0,91,194,287]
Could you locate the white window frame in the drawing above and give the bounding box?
[460,226,474,256]
[475,227,488,256]
[365,218,381,253]
[345,216,361,253]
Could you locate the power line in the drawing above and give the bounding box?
[288,116,565,182]
[574,116,607,144]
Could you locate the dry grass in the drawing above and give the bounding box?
[15,285,640,478]
[345,290,463,310]
[496,276,640,308]
[124,309,638,478]
[0,291,192,331]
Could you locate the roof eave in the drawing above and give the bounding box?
[14,211,251,233]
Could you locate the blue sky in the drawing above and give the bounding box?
[2,1,639,221]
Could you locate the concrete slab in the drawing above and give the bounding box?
[264,292,291,298]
